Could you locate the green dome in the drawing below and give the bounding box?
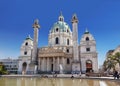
[50,21,71,33]
[25,35,33,40]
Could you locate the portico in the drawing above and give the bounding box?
[38,47,72,73]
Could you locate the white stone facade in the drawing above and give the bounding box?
[18,13,98,74]
[80,30,98,73]
[48,15,72,46]
[18,35,33,74]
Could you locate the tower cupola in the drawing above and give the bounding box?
[84,28,90,34]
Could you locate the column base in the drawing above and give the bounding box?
[29,62,38,74]
[72,62,81,73]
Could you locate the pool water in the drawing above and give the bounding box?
[0,77,120,86]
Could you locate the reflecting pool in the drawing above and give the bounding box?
[0,77,120,86]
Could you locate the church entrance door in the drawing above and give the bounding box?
[86,60,92,73]
[22,62,27,74]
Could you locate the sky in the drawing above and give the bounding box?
[0,0,120,66]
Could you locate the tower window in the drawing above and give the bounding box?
[60,18,62,21]
[67,39,69,45]
[86,48,90,52]
[24,51,27,55]
[67,58,70,64]
[74,16,76,19]
[86,37,89,41]
[55,37,59,44]
[59,17,64,21]
[56,28,59,32]
[67,29,69,33]
[66,49,69,53]
[25,42,28,46]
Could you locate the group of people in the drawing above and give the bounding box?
[113,70,119,79]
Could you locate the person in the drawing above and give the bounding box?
[117,71,119,79]
[79,72,81,77]
[71,74,74,78]
[113,70,118,79]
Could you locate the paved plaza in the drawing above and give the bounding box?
[0,74,117,80]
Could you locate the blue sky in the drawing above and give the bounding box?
[0,0,120,66]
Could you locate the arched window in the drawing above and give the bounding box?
[55,37,59,44]
[67,58,70,64]
[73,16,76,19]
[67,29,69,33]
[86,48,90,52]
[67,39,69,45]
[25,42,28,46]
[60,18,62,21]
[86,37,89,41]
[60,18,63,21]
[24,51,27,55]
[66,49,69,53]
[56,28,59,32]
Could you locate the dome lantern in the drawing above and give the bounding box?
[25,35,33,40]
[84,28,89,34]
[50,12,71,33]
[58,11,64,22]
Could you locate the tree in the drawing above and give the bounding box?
[104,54,117,73]
[114,52,120,66]
[0,62,8,75]
[103,52,120,74]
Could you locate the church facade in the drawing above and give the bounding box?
[18,13,98,74]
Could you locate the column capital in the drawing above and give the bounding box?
[71,14,78,23]
[33,19,40,29]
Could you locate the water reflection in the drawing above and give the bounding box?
[0,78,120,86]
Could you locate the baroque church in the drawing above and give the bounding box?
[18,13,98,74]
